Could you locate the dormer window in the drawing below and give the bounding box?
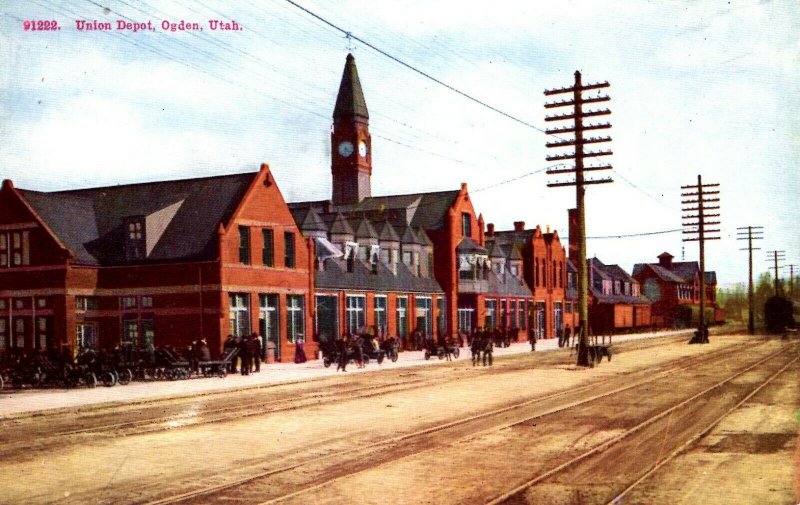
[125,217,145,261]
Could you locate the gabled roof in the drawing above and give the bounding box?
[636,263,686,283]
[295,207,327,234]
[415,226,432,246]
[508,245,523,260]
[399,225,422,245]
[354,218,378,240]
[18,172,255,265]
[328,212,354,236]
[456,237,488,255]
[704,271,717,284]
[375,220,400,242]
[333,53,369,121]
[488,240,505,258]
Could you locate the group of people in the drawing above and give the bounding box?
[222,333,262,375]
[333,333,378,372]
[469,328,496,366]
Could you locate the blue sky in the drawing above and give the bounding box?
[1,0,798,286]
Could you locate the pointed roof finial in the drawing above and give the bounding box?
[334,53,369,121]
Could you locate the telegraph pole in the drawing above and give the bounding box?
[736,226,763,335]
[544,71,612,367]
[783,264,797,298]
[682,175,720,344]
[766,250,786,296]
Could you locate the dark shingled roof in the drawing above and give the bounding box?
[328,212,354,236]
[354,218,378,240]
[415,227,432,246]
[633,263,687,283]
[399,225,422,245]
[488,240,505,258]
[294,207,327,234]
[333,53,369,121]
[316,257,443,294]
[456,237,488,254]
[375,220,400,242]
[487,270,532,297]
[19,172,255,265]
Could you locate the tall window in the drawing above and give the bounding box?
[461,212,471,238]
[500,299,508,328]
[229,293,250,337]
[286,295,304,343]
[76,324,96,350]
[374,296,387,335]
[436,297,446,338]
[396,296,408,338]
[345,295,366,334]
[485,299,497,330]
[262,229,274,267]
[0,319,6,350]
[519,300,527,330]
[284,231,296,269]
[457,306,474,335]
[259,294,280,360]
[238,226,250,264]
[510,300,518,328]
[416,297,432,337]
[123,319,139,347]
[315,295,338,343]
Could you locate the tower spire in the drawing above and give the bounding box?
[333,53,369,121]
[331,53,372,205]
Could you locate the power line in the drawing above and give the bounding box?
[283,0,545,132]
[587,228,682,239]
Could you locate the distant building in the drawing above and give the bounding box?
[587,257,652,334]
[632,252,720,327]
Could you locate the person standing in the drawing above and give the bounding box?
[251,333,262,372]
[336,335,348,372]
[239,335,250,376]
[483,332,494,366]
[294,337,307,364]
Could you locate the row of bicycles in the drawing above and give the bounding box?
[0,345,237,390]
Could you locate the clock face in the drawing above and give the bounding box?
[338,141,354,157]
[358,140,368,157]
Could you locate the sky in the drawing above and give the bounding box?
[1,0,798,287]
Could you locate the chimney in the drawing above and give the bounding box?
[513,221,525,231]
[658,252,674,268]
[567,208,578,261]
[486,223,495,237]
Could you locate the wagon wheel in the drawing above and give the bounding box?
[217,367,227,378]
[100,371,116,387]
[437,349,445,360]
[323,357,332,368]
[117,368,133,385]
[424,351,431,360]
[453,348,460,359]
[84,372,97,388]
[377,353,385,365]
[391,351,398,362]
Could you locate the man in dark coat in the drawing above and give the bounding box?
[239,335,250,376]
[336,335,348,372]
[483,332,494,366]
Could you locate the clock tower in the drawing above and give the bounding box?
[331,53,372,205]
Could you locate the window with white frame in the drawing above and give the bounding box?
[510,300,518,328]
[315,295,337,342]
[345,295,366,335]
[485,299,497,330]
[76,296,98,311]
[286,295,304,343]
[519,300,527,330]
[416,297,432,337]
[374,296,387,335]
[229,293,251,337]
[0,231,30,267]
[396,296,408,338]
[76,324,96,350]
[457,306,474,335]
[121,296,137,310]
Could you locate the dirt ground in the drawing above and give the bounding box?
[0,332,796,505]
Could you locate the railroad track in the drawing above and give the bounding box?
[139,338,770,505]
[485,344,799,505]
[0,332,691,455]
